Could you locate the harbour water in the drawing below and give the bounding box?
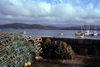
[1,29,100,38]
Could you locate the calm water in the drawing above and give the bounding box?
[1,29,100,38]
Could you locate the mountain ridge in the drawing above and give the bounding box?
[0,23,60,29]
[0,23,100,30]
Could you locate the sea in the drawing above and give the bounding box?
[1,29,100,39]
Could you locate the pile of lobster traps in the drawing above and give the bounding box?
[0,33,42,67]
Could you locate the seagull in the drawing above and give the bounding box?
[58,32,63,36]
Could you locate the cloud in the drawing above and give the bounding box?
[0,0,100,26]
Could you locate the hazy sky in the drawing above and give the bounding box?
[0,0,100,27]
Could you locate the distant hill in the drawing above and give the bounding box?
[0,23,60,29]
[63,25,100,30]
[0,23,100,30]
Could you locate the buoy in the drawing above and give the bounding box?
[35,56,43,60]
[24,63,28,67]
[27,61,31,65]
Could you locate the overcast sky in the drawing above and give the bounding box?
[0,0,100,27]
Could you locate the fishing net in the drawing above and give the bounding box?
[0,33,42,67]
[42,38,74,59]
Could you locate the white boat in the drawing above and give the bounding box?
[75,25,92,37]
[79,34,84,38]
[75,25,83,36]
[75,25,98,38]
[83,25,93,36]
[84,30,91,36]
[93,31,98,36]
[92,25,98,36]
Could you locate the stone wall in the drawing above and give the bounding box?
[42,37,100,56]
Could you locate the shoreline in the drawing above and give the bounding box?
[1,29,100,30]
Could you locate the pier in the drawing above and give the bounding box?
[28,36,100,67]
[42,36,100,56]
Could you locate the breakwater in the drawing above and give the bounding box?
[31,36,99,67]
[42,36,100,56]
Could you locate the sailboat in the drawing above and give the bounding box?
[75,25,82,36]
[93,31,98,36]
[84,25,91,36]
[75,25,84,38]
[84,30,91,36]
[92,25,98,36]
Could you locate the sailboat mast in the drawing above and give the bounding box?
[81,25,82,32]
[88,25,90,30]
[94,25,97,31]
